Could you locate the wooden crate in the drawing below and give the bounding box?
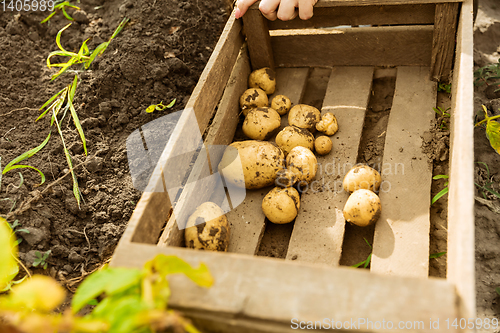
[111,0,475,331]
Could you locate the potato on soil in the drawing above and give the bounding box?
[240,88,269,116]
[286,146,318,185]
[316,112,338,136]
[242,107,281,140]
[343,189,381,227]
[343,164,382,193]
[185,202,230,251]
[315,136,332,155]
[275,168,297,188]
[275,126,315,156]
[218,140,285,189]
[288,104,321,132]
[271,95,292,115]
[262,187,300,224]
[248,67,276,95]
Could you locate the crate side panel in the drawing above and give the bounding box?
[371,66,436,278]
[271,26,433,68]
[249,0,462,8]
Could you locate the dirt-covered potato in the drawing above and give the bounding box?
[271,95,292,116]
[343,164,382,193]
[275,168,297,188]
[316,112,338,136]
[218,140,285,189]
[242,107,281,140]
[239,88,269,116]
[185,202,230,251]
[248,67,276,95]
[288,104,321,132]
[343,189,382,227]
[315,136,332,155]
[286,146,318,185]
[262,187,300,224]
[275,126,315,156]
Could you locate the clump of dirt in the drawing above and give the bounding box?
[0,0,229,284]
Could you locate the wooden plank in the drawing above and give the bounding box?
[250,0,461,9]
[110,242,461,333]
[430,3,460,82]
[267,4,435,30]
[271,26,433,68]
[242,9,274,70]
[158,46,251,248]
[447,0,475,319]
[371,66,436,278]
[227,68,309,255]
[285,67,373,265]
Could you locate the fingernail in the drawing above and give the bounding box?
[235,8,241,18]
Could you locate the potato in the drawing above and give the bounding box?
[315,136,332,155]
[288,104,321,132]
[316,112,338,136]
[262,187,300,224]
[242,107,281,140]
[343,164,382,193]
[218,140,285,189]
[343,189,382,227]
[275,168,297,188]
[286,146,318,185]
[271,95,292,116]
[185,202,230,251]
[248,67,276,95]
[275,126,315,156]
[239,88,269,116]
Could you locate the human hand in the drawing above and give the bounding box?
[235,0,317,21]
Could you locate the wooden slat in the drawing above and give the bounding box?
[371,67,436,278]
[227,68,309,255]
[286,67,373,265]
[271,26,433,68]
[110,242,461,333]
[242,9,274,70]
[158,46,251,247]
[250,0,461,9]
[267,4,435,30]
[447,0,475,319]
[430,3,460,82]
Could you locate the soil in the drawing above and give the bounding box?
[0,0,229,288]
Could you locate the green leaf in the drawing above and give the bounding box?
[486,119,500,155]
[39,87,66,111]
[55,23,72,53]
[431,186,449,205]
[40,11,57,24]
[148,255,214,288]
[72,267,143,313]
[90,294,148,332]
[4,165,46,186]
[61,7,74,21]
[432,174,449,180]
[430,251,447,259]
[85,42,109,69]
[496,287,500,296]
[0,217,18,290]
[68,77,87,155]
[363,254,372,268]
[145,105,156,113]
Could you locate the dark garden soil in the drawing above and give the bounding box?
[0,0,229,287]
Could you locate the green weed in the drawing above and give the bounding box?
[432,175,449,205]
[351,237,372,268]
[146,99,176,113]
[429,251,446,259]
[433,106,451,130]
[437,82,451,94]
[8,220,29,246]
[33,250,51,270]
[474,58,500,91]
[475,162,500,200]
[41,1,80,24]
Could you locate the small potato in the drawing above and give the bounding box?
[185,202,230,251]
[343,189,381,227]
[240,88,269,116]
[316,112,338,136]
[275,126,315,156]
[288,104,321,132]
[315,136,332,155]
[343,164,382,193]
[242,107,281,141]
[262,187,300,224]
[271,95,292,116]
[275,168,297,188]
[286,146,318,185]
[248,67,276,95]
[218,140,285,189]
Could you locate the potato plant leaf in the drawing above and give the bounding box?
[486,119,500,154]
[148,254,214,288]
[0,217,18,290]
[8,275,66,312]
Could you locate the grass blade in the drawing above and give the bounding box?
[431,187,449,205]
[38,90,67,122]
[40,11,57,24]
[39,87,66,112]
[5,165,46,186]
[429,251,446,259]
[55,23,72,52]
[85,42,108,69]
[68,93,87,155]
[363,254,372,268]
[110,18,130,40]
[61,7,74,21]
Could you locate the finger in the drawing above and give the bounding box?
[298,0,317,20]
[235,0,259,18]
[276,0,299,21]
[259,0,281,21]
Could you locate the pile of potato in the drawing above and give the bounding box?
[184,67,382,252]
